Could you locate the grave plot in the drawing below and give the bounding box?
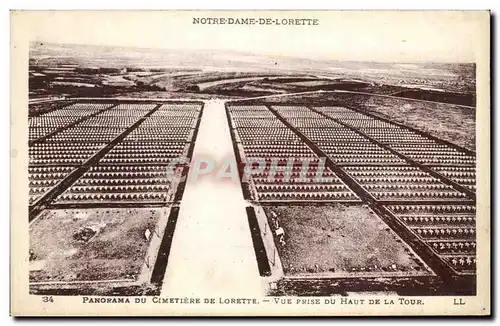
[28,103,111,142]
[251,168,359,202]
[360,129,437,144]
[301,128,369,143]
[315,140,407,166]
[54,103,201,206]
[343,166,469,202]
[312,106,476,187]
[29,166,76,205]
[386,204,476,275]
[432,167,476,192]
[271,105,328,119]
[272,106,407,166]
[29,101,203,295]
[29,143,106,166]
[312,106,369,120]
[226,105,359,203]
[28,102,123,207]
[235,127,298,142]
[388,143,475,166]
[315,105,476,195]
[387,141,476,194]
[54,165,174,205]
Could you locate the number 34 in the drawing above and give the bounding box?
[41,296,54,303]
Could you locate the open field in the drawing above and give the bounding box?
[30,208,161,283]
[30,43,475,107]
[263,205,431,277]
[208,78,371,97]
[92,91,237,100]
[285,80,342,87]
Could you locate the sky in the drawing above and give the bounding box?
[13,10,489,63]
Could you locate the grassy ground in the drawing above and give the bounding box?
[29,208,160,283]
[111,91,239,99]
[263,204,430,277]
[28,100,74,117]
[286,80,341,87]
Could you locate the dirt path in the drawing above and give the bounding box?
[161,100,264,297]
[196,76,277,91]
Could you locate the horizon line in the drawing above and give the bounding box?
[29,41,476,65]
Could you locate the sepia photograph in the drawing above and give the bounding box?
[10,10,490,316]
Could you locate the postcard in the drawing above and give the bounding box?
[10,10,490,316]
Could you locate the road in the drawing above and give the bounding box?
[196,76,277,91]
[161,100,265,297]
